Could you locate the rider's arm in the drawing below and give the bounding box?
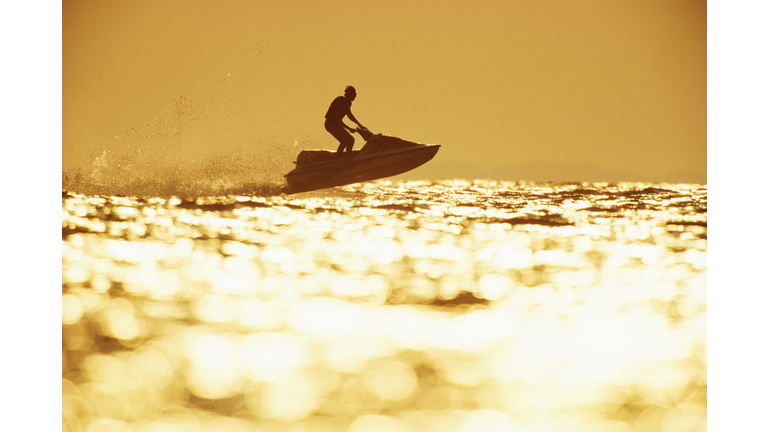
[346,110,363,129]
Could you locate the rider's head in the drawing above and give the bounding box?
[345,86,357,100]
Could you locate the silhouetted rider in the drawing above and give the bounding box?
[325,86,365,154]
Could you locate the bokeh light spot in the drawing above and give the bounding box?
[251,375,321,421]
[364,360,418,402]
[62,294,84,325]
[186,332,241,399]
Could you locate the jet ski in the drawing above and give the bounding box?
[284,127,440,194]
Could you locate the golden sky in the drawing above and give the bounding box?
[63,0,706,184]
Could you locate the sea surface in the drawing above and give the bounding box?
[62,180,706,432]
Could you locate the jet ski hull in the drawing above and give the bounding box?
[285,144,440,194]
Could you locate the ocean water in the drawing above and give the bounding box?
[61,179,706,432]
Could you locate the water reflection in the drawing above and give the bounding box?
[62,181,706,431]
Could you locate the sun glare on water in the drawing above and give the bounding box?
[62,180,706,432]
